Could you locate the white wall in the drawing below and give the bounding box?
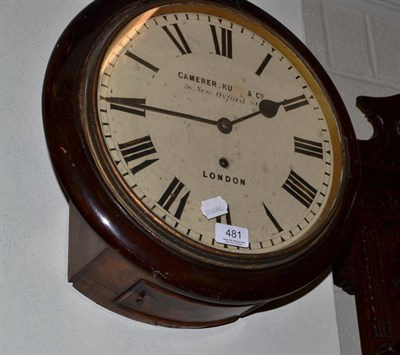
[302,1,400,354]
[0,1,344,354]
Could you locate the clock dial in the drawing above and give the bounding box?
[95,4,343,256]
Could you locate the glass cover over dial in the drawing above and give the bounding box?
[94,4,344,257]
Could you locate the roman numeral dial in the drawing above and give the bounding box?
[282,95,309,112]
[210,25,233,59]
[294,136,324,159]
[158,177,191,220]
[282,170,318,208]
[162,24,192,55]
[119,135,159,174]
[216,206,232,225]
[94,9,342,255]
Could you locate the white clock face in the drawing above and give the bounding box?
[96,4,344,255]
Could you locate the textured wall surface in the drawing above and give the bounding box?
[302,1,400,354]
[302,0,400,139]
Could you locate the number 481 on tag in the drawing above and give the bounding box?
[215,223,249,248]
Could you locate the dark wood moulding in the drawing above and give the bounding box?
[334,94,400,354]
[43,0,360,327]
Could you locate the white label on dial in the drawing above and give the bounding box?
[215,223,249,248]
[201,196,228,220]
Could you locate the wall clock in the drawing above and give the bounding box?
[43,0,360,327]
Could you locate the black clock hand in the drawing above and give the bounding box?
[105,97,218,126]
[259,99,283,118]
[231,99,281,126]
[230,110,261,125]
[231,95,310,126]
[259,95,310,118]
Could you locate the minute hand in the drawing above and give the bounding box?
[105,97,217,126]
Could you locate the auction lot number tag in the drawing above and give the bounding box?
[215,223,249,248]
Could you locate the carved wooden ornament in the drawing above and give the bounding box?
[334,94,400,354]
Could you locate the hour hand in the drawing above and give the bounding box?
[259,94,309,118]
[230,94,309,126]
[104,97,217,126]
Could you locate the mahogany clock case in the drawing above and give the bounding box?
[43,0,360,313]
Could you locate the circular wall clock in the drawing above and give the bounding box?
[43,0,360,327]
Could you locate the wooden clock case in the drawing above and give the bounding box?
[43,0,360,328]
[334,94,400,354]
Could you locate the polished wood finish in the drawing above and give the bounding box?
[68,202,260,327]
[43,0,360,327]
[334,94,400,354]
